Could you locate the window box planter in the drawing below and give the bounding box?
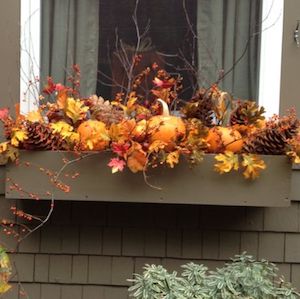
[4,151,291,207]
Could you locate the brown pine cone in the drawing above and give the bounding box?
[182,88,214,127]
[243,116,299,155]
[21,122,66,150]
[230,100,265,126]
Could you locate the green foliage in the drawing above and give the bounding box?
[128,253,300,299]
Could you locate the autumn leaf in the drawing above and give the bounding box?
[214,151,239,174]
[111,142,130,158]
[26,110,44,123]
[127,142,147,173]
[51,121,70,133]
[287,151,300,164]
[127,93,138,110]
[166,151,179,168]
[108,157,126,173]
[57,88,69,109]
[0,142,8,153]
[11,128,28,147]
[152,77,174,89]
[65,97,89,123]
[42,76,56,94]
[148,140,168,153]
[50,121,79,145]
[109,119,136,142]
[242,154,266,180]
[0,108,9,121]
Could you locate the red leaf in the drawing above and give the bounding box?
[152,77,174,89]
[43,77,56,95]
[111,142,130,157]
[108,158,126,173]
[0,108,9,120]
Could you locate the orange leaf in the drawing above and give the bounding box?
[127,142,147,173]
[57,89,69,109]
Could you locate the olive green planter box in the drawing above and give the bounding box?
[0,165,5,195]
[4,151,291,207]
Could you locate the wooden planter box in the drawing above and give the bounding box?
[4,151,292,207]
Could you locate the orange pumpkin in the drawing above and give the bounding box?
[77,120,110,151]
[148,99,186,150]
[206,126,243,153]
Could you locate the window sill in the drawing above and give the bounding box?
[3,151,291,207]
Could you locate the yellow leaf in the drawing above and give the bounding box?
[0,283,11,294]
[26,110,44,123]
[214,151,239,174]
[148,140,168,153]
[166,151,179,168]
[11,129,28,147]
[0,142,8,153]
[127,93,138,110]
[242,154,266,180]
[5,144,19,162]
[65,97,89,123]
[0,142,19,164]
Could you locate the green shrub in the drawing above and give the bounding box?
[128,253,299,299]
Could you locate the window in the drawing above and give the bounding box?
[20,0,283,118]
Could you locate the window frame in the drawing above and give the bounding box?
[20,0,284,116]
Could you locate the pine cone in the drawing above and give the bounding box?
[86,96,124,126]
[230,100,265,126]
[182,88,214,127]
[22,122,66,150]
[243,116,299,155]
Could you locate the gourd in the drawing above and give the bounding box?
[206,126,243,153]
[77,119,110,150]
[148,99,186,150]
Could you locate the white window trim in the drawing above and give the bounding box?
[20,0,284,117]
[20,0,40,114]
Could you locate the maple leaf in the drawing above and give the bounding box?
[214,151,239,174]
[242,154,266,180]
[127,142,147,173]
[65,97,89,123]
[111,142,131,158]
[166,151,179,168]
[50,121,79,145]
[11,129,28,147]
[108,157,126,173]
[0,108,9,121]
[50,121,72,134]
[26,110,44,123]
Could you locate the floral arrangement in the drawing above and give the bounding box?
[0,65,300,181]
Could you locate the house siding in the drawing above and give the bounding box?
[1,200,300,299]
[1,0,300,298]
